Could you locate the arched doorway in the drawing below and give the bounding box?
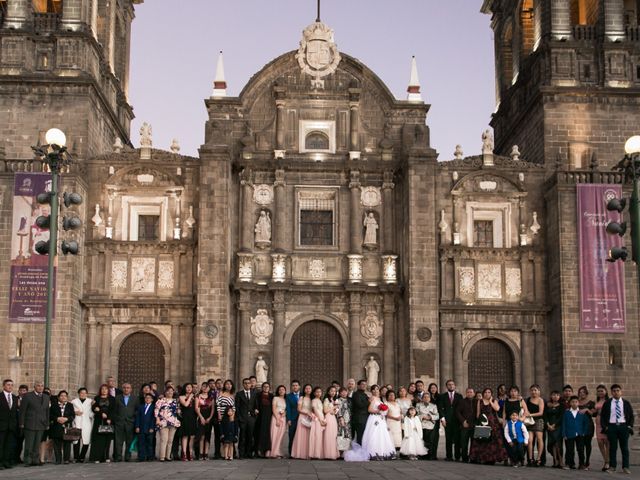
[290,320,343,387]
[118,332,165,392]
[468,338,515,393]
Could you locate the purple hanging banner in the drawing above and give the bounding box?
[577,184,625,333]
[9,172,56,323]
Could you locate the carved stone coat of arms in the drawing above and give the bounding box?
[296,21,341,88]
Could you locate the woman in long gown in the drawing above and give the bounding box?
[291,384,313,459]
[346,385,396,461]
[267,385,287,458]
[469,387,507,465]
[255,382,274,457]
[385,390,402,451]
[179,383,198,461]
[323,386,340,460]
[309,387,326,459]
[336,387,352,455]
[89,384,115,463]
[397,387,412,417]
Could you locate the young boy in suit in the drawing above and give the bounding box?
[504,410,529,467]
[134,394,156,461]
[562,396,589,469]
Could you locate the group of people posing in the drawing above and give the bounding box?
[0,375,634,474]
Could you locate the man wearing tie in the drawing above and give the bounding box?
[285,380,301,454]
[439,379,463,461]
[134,393,156,461]
[235,378,258,458]
[601,384,635,474]
[0,379,18,470]
[113,383,139,462]
[18,381,50,467]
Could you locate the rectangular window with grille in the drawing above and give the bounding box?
[297,190,337,247]
[138,215,160,241]
[474,220,494,248]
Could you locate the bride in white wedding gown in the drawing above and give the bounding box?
[345,385,396,461]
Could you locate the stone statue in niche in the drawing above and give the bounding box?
[364,356,380,386]
[254,210,271,247]
[482,129,494,154]
[255,355,268,384]
[140,122,152,147]
[363,212,378,248]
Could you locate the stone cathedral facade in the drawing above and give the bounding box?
[0,1,639,403]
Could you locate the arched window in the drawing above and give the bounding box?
[571,0,600,25]
[305,131,330,151]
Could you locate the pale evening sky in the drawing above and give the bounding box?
[129,0,495,159]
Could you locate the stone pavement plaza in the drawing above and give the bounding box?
[1,459,639,480]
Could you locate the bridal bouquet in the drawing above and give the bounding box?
[378,404,389,416]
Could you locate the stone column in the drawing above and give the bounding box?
[604,0,625,42]
[349,293,362,380]
[382,294,395,386]
[5,0,30,29]
[85,318,98,392]
[274,86,286,157]
[348,86,361,159]
[551,0,572,40]
[439,328,453,385]
[382,170,395,253]
[240,169,254,251]
[521,330,535,389]
[349,170,362,254]
[100,320,112,383]
[452,329,464,384]
[90,0,98,38]
[238,291,253,379]
[170,321,181,382]
[61,0,83,31]
[272,290,286,387]
[273,169,286,251]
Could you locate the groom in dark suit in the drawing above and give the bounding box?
[285,380,300,454]
[0,379,18,470]
[235,378,258,458]
[351,379,370,445]
[439,379,463,461]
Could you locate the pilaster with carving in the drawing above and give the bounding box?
[349,170,362,254]
[382,293,395,385]
[349,87,361,158]
[382,170,395,253]
[240,169,254,251]
[273,169,286,251]
[238,290,253,378]
[349,292,362,379]
[272,290,286,386]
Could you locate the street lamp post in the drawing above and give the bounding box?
[623,135,640,302]
[32,128,69,388]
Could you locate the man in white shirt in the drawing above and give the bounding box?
[601,384,634,474]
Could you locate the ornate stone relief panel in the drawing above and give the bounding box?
[360,187,381,207]
[458,267,475,297]
[505,267,522,298]
[308,259,326,279]
[131,257,156,293]
[360,311,382,347]
[111,260,128,291]
[477,263,502,299]
[253,184,274,205]
[158,260,175,291]
[251,309,273,345]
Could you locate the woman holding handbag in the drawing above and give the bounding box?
[49,390,76,464]
[71,387,94,463]
[469,388,507,464]
[89,384,115,463]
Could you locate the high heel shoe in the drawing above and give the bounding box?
[181,453,187,461]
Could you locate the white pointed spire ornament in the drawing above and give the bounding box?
[407,56,422,102]
[212,51,227,98]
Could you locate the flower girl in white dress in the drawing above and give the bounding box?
[400,407,428,460]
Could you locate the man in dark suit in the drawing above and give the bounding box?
[601,384,635,474]
[455,387,476,463]
[106,376,123,398]
[134,393,156,461]
[439,379,463,461]
[19,381,50,467]
[13,384,28,465]
[113,383,140,462]
[351,379,370,445]
[235,378,258,458]
[0,379,18,470]
[285,380,301,454]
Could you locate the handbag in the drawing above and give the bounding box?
[98,423,114,434]
[523,416,535,426]
[299,416,312,428]
[63,427,82,442]
[473,404,491,440]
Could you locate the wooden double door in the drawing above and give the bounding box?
[290,320,343,388]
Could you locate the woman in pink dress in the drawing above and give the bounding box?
[309,387,326,459]
[595,384,610,471]
[323,386,340,459]
[291,384,313,459]
[267,385,288,458]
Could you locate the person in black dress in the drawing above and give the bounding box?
[577,386,596,469]
[195,383,214,460]
[255,382,274,457]
[427,383,441,459]
[469,388,507,464]
[89,384,115,463]
[179,383,197,461]
[48,390,75,464]
[545,390,564,468]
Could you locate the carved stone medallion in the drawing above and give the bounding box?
[250,309,274,345]
[204,324,219,339]
[416,327,432,342]
[360,186,381,207]
[360,311,382,347]
[308,259,326,279]
[296,21,341,88]
[253,184,274,205]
